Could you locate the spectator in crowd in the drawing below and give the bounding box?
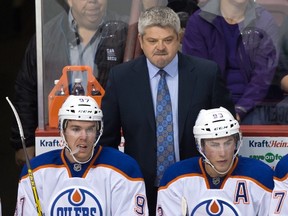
[10,0,129,166]
[167,0,199,16]
[100,6,235,215]
[272,16,288,93]
[167,0,199,46]
[182,0,279,124]
[157,107,274,215]
[167,0,199,26]
[14,95,148,215]
[261,16,288,124]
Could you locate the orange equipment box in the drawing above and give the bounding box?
[48,65,105,128]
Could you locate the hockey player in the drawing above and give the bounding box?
[156,107,274,215]
[15,95,148,215]
[270,154,288,215]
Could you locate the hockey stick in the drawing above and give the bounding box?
[181,196,188,216]
[6,97,43,216]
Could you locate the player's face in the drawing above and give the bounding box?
[67,0,107,30]
[203,135,236,177]
[64,120,97,162]
[138,26,180,69]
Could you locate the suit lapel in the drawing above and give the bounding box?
[132,57,156,131]
[128,54,198,140]
[178,53,197,142]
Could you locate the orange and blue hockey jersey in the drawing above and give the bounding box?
[15,145,148,215]
[157,156,274,216]
[270,154,288,215]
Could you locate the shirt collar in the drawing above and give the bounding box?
[148,54,178,79]
[68,9,76,32]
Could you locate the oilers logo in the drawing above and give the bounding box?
[191,199,239,216]
[50,187,103,216]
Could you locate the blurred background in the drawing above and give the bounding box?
[0,0,35,215]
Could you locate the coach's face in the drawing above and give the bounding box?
[138,26,180,69]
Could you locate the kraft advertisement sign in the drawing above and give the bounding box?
[35,136,63,156]
[239,137,288,169]
[36,136,288,169]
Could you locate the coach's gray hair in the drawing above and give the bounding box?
[138,6,181,36]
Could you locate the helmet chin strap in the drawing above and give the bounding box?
[68,147,94,164]
[203,155,236,176]
[63,136,94,164]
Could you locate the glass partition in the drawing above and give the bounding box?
[35,0,288,167]
[252,0,288,125]
[36,0,168,130]
[35,0,169,155]
[238,0,288,167]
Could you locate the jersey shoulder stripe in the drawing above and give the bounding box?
[233,156,274,190]
[95,146,144,179]
[159,157,202,188]
[20,149,63,178]
[20,147,144,181]
[274,154,288,180]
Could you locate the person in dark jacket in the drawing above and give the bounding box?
[167,0,199,18]
[167,0,199,47]
[10,0,128,166]
[182,0,279,124]
[100,6,235,215]
[274,16,288,93]
[264,16,288,124]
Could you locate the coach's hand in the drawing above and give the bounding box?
[15,146,35,167]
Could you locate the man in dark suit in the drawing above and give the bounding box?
[100,6,235,215]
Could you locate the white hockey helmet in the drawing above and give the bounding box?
[193,107,241,157]
[58,95,103,128]
[58,95,103,163]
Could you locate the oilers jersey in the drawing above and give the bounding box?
[157,156,274,216]
[15,146,148,215]
[270,154,288,215]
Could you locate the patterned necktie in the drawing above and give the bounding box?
[155,70,175,186]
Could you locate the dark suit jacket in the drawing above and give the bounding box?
[100,52,235,212]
